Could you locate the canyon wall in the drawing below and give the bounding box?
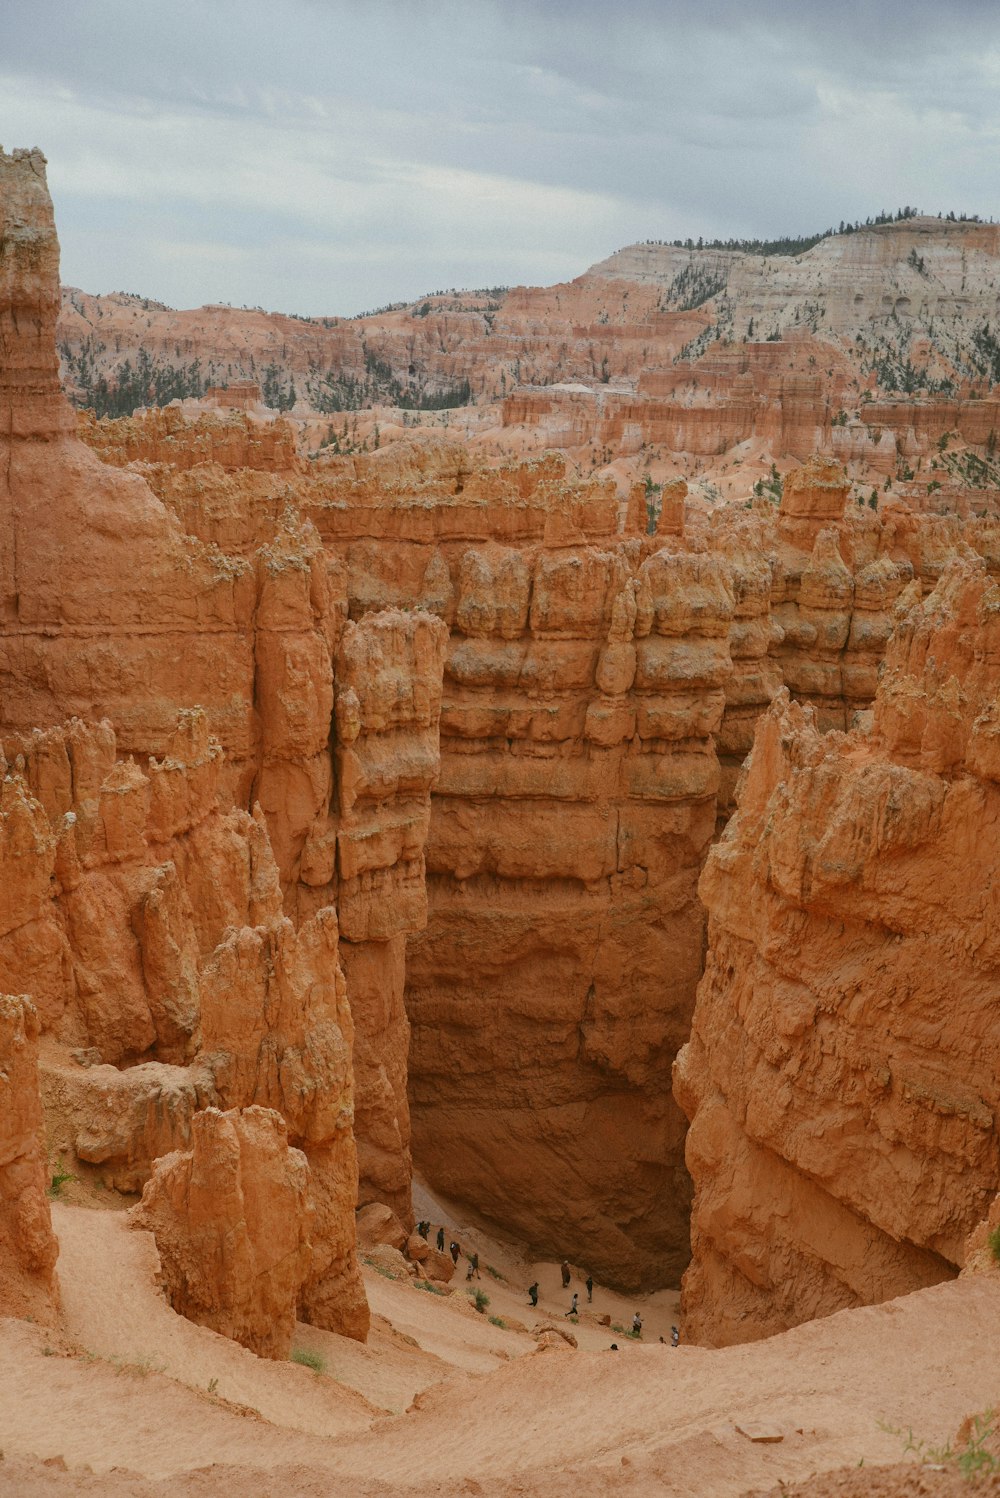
[57,215,1000,419]
[19,138,1000,1317]
[74,389,1000,1292]
[676,559,1000,1344]
[0,994,59,1324]
[0,146,453,1344]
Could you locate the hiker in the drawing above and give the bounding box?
[436,1227,445,1252]
[469,1252,481,1279]
[418,1220,429,1239]
[632,1312,643,1337]
[450,1240,460,1264]
[466,1261,475,1281]
[565,1292,579,1317]
[528,1282,539,1307]
[560,1260,571,1288]
[585,1274,593,1303]
[670,1325,679,1347]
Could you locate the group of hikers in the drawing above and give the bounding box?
[415,1218,476,1273]
[414,1221,678,1347]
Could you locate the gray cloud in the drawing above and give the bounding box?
[3,0,998,312]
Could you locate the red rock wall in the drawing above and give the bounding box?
[676,560,1000,1344]
[0,994,59,1324]
[2,710,367,1339]
[88,406,1000,1296]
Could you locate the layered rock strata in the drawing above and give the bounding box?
[0,994,59,1323]
[0,148,455,1342]
[676,560,1000,1344]
[298,442,730,1287]
[95,409,1000,1290]
[131,1105,313,1358]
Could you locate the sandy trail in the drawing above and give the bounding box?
[327,1277,1000,1491]
[2,1202,997,1497]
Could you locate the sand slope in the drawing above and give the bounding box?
[1,1202,999,1496]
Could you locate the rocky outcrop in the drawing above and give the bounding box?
[675,560,1000,1344]
[333,608,449,1221]
[0,149,344,898]
[94,398,1000,1293]
[0,149,459,1342]
[77,406,300,474]
[130,1105,312,1357]
[0,709,366,1340]
[0,994,59,1323]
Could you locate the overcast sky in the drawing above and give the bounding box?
[3,0,999,315]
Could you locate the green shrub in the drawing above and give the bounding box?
[290,1348,326,1373]
[469,1288,490,1313]
[485,1264,505,1281]
[414,1279,447,1295]
[487,1315,507,1329]
[47,1160,75,1199]
[988,1224,1000,1265]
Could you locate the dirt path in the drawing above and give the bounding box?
[1,1203,997,1497]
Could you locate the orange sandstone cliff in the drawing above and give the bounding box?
[675,559,1000,1344]
[75,386,1000,1293]
[0,993,59,1324]
[17,141,1000,1328]
[0,147,453,1345]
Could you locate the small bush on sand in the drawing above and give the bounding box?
[469,1288,490,1313]
[47,1160,75,1198]
[415,1279,447,1295]
[487,1315,506,1329]
[988,1224,1000,1265]
[291,1348,325,1373]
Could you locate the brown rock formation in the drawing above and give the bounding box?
[676,559,1000,1344]
[0,708,367,1340]
[92,385,1000,1294]
[77,406,300,474]
[0,994,59,1323]
[130,1105,312,1358]
[334,608,449,1222]
[300,445,726,1287]
[20,141,1000,1333]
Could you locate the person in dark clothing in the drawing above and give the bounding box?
[670,1325,680,1347]
[469,1252,481,1279]
[418,1220,429,1239]
[565,1293,579,1317]
[560,1260,571,1289]
[632,1312,643,1338]
[528,1282,539,1307]
[436,1227,445,1252]
[585,1275,593,1303]
[450,1240,460,1264]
